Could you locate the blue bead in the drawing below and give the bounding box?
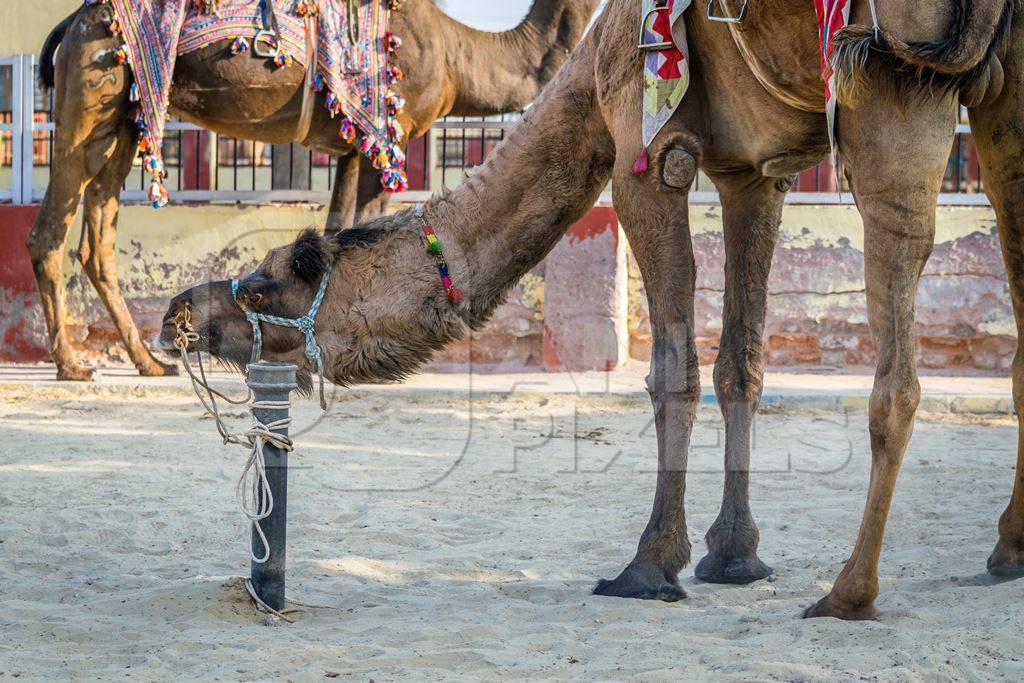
[438,263,449,278]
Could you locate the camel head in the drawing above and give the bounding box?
[156,215,474,392]
[155,229,337,391]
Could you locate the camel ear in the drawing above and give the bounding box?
[291,229,329,285]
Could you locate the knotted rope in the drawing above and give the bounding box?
[172,271,333,623]
[173,310,294,567]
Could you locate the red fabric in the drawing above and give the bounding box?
[651,4,684,79]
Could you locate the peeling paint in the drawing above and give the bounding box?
[1,203,1016,373]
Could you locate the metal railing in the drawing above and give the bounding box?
[1,54,991,207]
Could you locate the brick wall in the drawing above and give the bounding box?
[0,203,1015,373]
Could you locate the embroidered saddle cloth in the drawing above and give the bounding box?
[637,0,851,170]
[89,0,406,207]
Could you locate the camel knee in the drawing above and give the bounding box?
[646,321,700,402]
[868,374,922,438]
[713,341,765,407]
[1012,352,1024,418]
[26,227,66,279]
[79,247,117,288]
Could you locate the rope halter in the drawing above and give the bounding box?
[232,268,332,410]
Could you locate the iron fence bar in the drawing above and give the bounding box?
[10,56,23,203]
[9,57,992,208]
[21,55,36,204]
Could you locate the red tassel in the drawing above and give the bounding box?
[631,148,649,176]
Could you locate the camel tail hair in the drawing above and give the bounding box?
[831,0,1013,106]
[40,10,80,92]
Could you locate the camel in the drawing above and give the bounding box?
[157,0,1023,620]
[27,0,599,382]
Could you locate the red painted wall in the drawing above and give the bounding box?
[0,205,48,362]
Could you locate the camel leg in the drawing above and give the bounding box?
[805,90,956,620]
[694,173,783,585]
[324,151,360,236]
[969,28,1024,578]
[26,5,128,380]
[76,124,177,377]
[354,156,393,225]
[26,149,93,381]
[593,146,698,602]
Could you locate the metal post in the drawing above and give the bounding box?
[21,55,36,204]
[246,361,298,613]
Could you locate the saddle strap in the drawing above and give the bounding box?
[294,12,319,145]
[261,0,281,41]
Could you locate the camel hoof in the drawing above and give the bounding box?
[802,593,879,621]
[56,364,95,382]
[694,553,772,585]
[593,564,686,602]
[138,359,180,377]
[987,542,1024,578]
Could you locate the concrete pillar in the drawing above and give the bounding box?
[543,207,629,372]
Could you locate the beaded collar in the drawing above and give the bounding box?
[414,205,464,306]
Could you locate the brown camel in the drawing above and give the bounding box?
[157,0,1024,620]
[28,0,599,382]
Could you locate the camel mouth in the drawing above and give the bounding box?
[150,333,177,354]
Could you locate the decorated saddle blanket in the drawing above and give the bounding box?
[85,0,406,208]
[635,0,852,174]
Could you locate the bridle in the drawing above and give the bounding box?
[173,268,332,427]
[231,268,333,411]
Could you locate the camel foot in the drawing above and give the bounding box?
[694,552,772,585]
[593,562,686,602]
[138,357,179,377]
[803,593,879,621]
[987,541,1024,578]
[56,363,95,382]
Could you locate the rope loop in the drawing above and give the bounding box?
[173,312,293,564]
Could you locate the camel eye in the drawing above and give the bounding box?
[248,292,265,307]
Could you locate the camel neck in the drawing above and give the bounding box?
[438,0,600,116]
[423,31,613,326]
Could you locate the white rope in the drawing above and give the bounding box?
[868,0,880,39]
[237,401,293,564]
[173,310,335,623]
[173,310,294,564]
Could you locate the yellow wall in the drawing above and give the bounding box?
[3,0,81,56]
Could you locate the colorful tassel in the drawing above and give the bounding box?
[113,45,130,65]
[631,148,650,176]
[273,52,294,69]
[339,118,356,144]
[296,0,320,17]
[230,36,249,55]
[194,0,221,13]
[148,178,169,209]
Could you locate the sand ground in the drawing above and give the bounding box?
[1,376,1022,681]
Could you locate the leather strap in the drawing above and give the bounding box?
[294,13,318,145]
[261,0,281,41]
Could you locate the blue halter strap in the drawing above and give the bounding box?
[231,268,332,410]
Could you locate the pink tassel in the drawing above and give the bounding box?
[631,148,649,176]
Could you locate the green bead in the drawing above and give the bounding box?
[428,241,442,255]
